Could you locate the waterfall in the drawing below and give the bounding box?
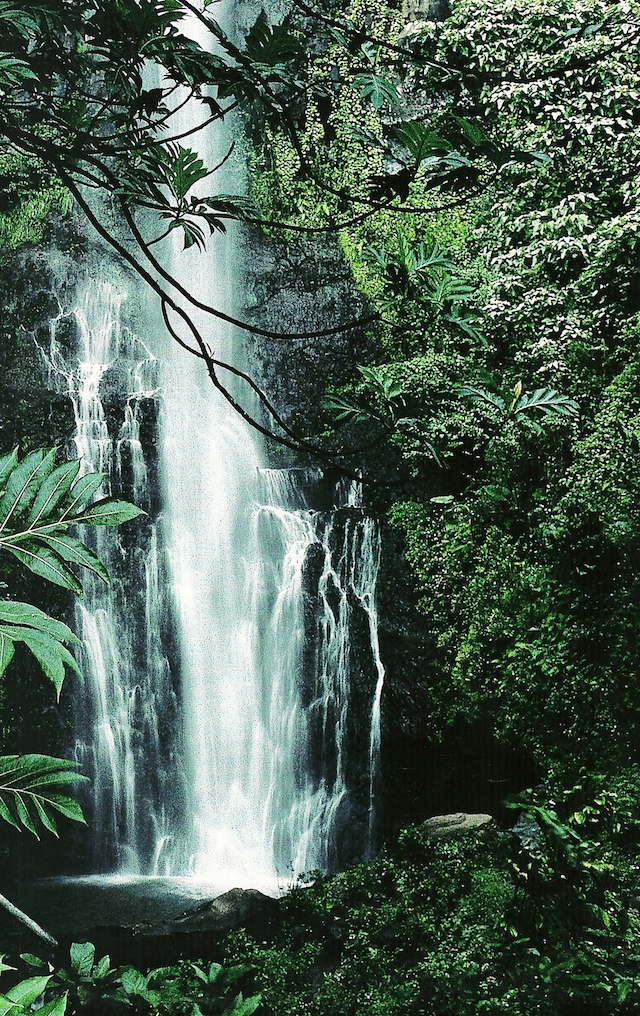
[38,6,385,890]
[40,274,384,887]
[41,281,182,873]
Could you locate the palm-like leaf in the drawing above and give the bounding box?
[0,755,87,838]
[461,384,579,422]
[514,388,580,419]
[459,385,506,413]
[0,449,144,592]
[0,448,145,693]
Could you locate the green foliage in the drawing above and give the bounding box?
[0,754,86,838]
[0,145,72,252]
[272,0,640,776]
[0,1,312,249]
[0,445,141,852]
[0,447,144,695]
[14,944,262,1016]
[219,775,640,1015]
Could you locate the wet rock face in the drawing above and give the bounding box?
[241,229,378,463]
[0,244,76,452]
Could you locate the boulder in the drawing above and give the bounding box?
[417,812,494,841]
[172,887,280,935]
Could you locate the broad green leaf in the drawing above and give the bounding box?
[459,386,506,413]
[0,991,16,1016]
[32,796,58,836]
[73,498,146,526]
[19,955,47,970]
[62,472,105,517]
[391,122,452,165]
[225,992,262,1016]
[27,460,81,526]
[14,793,38,836]
[352,72,400,110]
[45,793,85,823]
[0,602,79,645]
[0,630,15,678]
[0,53,38,86]
[37,994,68,1016]
[323,395,372,425]
[92,955,111,980]
[70,942,95,979]
[0,957,16,975]
[2,627,81,697]
[120,968,147,995]
[6,975,51,1007]
[4,543,83,595]
[514,387,580,419]
[42,534,110,584]
[0,449,56,533]
[171,146,210,200]
[0,449,17,489]
[0,755,86,836]
[0,796,19,829]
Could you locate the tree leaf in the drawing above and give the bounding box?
[42,534,110,584]
[37,994,68,1016]
[14,792,38,836]
[73,498,146,526]
[0,630,15,678]
[514,388,580,419]
[0,449,56,533]
[5,975,51,1007]
[46,793,85,823]
[62,472,105,517]
[0,448,17,490]
[70,942,95,979]
[0,601,80,645]
[391,122,452,165]
[27,460,81,526]
[459,386,506,413]
[0,627,81,697]
[0,755,87,837]
[352,72,400,110]
[4,543,83,594]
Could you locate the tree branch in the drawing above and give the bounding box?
[0,889,57,947]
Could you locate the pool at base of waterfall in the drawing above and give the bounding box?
[3,873,290,951]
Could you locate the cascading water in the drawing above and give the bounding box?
[42,281,182,873]
[39,5,385,891]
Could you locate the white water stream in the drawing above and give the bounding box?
[39,6,385,892]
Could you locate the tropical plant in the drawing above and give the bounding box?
[0,447,143,695]
[460,381,580,432]
[0,445,144,941]
[17,942,262,1016]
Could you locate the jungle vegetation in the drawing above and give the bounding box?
[1,0,640,1013]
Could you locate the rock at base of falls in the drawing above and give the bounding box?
[172,887,280,934]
